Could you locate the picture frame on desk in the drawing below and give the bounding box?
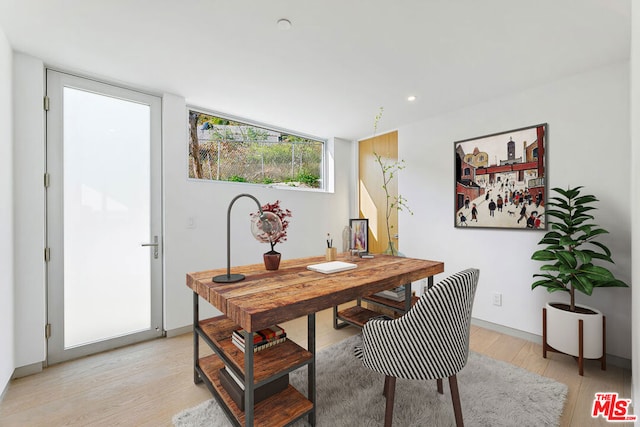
[349,218,369,253]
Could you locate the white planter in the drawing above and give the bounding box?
[545,302,604,359]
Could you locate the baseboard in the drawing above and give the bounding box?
[12,361,44,379]
[471,317,631,371]
[0,380,8,402]
[166,324,192,338]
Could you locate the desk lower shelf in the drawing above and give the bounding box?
[335,295,419,328]
[198,354,313,427]
[335,306,382,328]
[196,315,314,426]
[198,316,313,384]
[364,294,419,312]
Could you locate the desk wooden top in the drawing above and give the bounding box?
[187,254,444,332]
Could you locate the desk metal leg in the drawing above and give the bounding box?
[332,305,349,329]
[404,283,412,313]
[244,332,255,426]
[308,313,316,426]
[193,292,202,384]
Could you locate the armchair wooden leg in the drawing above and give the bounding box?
[437,378,443,394]
[384,376,396,427]
[383,375,389,397]
[448,375,464,427]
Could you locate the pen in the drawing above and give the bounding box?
[327,233,332,248]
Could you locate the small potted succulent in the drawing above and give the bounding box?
[531,186,628,372]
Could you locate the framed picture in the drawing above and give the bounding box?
[350,218,369,252]
[454,123,547,230]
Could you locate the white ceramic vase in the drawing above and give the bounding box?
[545,301,603,359]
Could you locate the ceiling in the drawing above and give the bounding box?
[0,0,631,141]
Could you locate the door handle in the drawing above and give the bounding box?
[141,235,159,259]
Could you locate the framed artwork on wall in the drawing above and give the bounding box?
[350,218,369,252]
[454,123,547,230]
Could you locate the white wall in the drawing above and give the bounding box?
[163,95,354,330]
[630,0,639,405]
[11,72,355,367]
[400,62,632,359]
[12,54,46,369]
[0,25,14,395]
[11,54,631,369]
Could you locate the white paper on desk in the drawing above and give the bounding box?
[306,261,357,274]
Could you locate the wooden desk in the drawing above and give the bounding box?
[187,254,444,426]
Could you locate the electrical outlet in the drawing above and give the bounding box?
[492,292,502,306]
[187,217,196,229]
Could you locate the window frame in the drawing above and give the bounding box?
[186,107,330,192]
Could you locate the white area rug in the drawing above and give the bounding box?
[173,334,567,426]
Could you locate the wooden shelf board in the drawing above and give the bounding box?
[363,294,418,311]
[199,354,313,427]
[199,316,313,384]
[200,315,239,342]
[336,306,382,328]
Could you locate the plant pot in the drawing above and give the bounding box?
[545,301,604,359]
[263,250,281,271]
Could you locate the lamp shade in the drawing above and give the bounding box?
[251,211,283,244]
[212,193,282,283]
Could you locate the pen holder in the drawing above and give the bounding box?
[325,247,337,261]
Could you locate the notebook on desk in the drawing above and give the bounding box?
[306,261,358,274]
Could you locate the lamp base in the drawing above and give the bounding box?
[212,273,245,283]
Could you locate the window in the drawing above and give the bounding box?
[188,109,325,189]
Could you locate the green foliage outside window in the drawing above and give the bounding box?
[188,110,324,188]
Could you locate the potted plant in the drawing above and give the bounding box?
[251,200,292,270]
[531,186,628,374]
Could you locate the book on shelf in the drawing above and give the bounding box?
[232,325,285,345]
[232,335,287,353]
[218,367,289,411]
[231,325,287,353]
[375,285,406,302]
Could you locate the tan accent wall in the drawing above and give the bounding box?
[358,131,398,254]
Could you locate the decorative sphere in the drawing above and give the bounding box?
[251,211,283,243]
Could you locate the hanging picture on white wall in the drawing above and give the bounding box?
[454,123,548,230]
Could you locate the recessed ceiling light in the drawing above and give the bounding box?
[407,95,417,102]
[277,18,292,30]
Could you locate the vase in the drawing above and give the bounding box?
[263,250,281,271]
[383,241,404,257]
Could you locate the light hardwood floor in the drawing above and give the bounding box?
[0,305,633,426]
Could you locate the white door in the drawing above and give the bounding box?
[46,70,163,364]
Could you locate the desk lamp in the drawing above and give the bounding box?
[213,193,282,283]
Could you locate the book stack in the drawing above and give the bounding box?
[232,325,287,353]
[375,285,406,302]
[218,367,289,411]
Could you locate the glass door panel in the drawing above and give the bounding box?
[63,87,151,347]
[46,71,162,363]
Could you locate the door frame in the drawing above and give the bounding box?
[45,69,164,364]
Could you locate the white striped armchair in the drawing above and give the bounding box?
[354,268,480,427]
